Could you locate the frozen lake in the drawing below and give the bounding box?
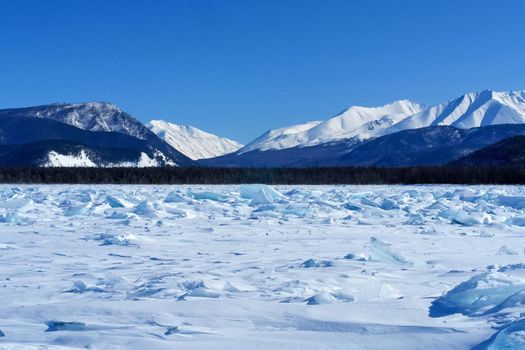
[1,184,525,349]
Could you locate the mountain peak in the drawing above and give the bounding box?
[0,102,195,167]
[240,99,424,153]
[42,101,121,111]
[148,120,243,160]
[385,89,525,134]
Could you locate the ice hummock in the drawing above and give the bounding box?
[429,272,525,317]
[369,237,410,265]
[240,184,285,206]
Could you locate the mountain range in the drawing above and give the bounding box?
[204,90,525,167]
[1,89,525,167]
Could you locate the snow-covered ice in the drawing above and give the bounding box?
[1,185,525,349]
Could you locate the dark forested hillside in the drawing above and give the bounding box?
[452,136,525,166]
[0,166,524,184]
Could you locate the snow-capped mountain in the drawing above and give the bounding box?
[204,89,525,168]
[1,102,148,137]
[238,90,525,154]
[0,102,195,166]
[147,120,243,160]
[241,99,424,153]
[382,90,525,135]
[3,90,525,168]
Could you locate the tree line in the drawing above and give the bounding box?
[0,166,524,184]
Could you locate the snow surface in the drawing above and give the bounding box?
[148,120,243,160]
[241,90,525,153]
[2,185,525,348]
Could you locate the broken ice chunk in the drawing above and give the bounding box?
[405,190,420,198]
[357,219,373,225]
[380,198,400,210]
[0,197,32,210]
[332,291,355,302]
[439,207,486,226]
[64,204,91,216]
[360,197,381,208]
[188,191,224,201]
[322,217,335,225]
[95,233,138,246]
[474,318,525,350]
[165,207,188,218]
[73,280,87,292]
[45,321,87,332]
[0,211,30,225]
[240,184,285,201]
[250,188,278,206]
[344,252,369,261]
[105,211,130,220]
[304,292,334,305]
[451,210,485,226]
[179,280,220,299]
[164,191,186,203]
[405,213,425,225]
[66,280,105,293]
[283,204,310,217]
[429,272,525,317]
[379,284,403,300]
[457,189,482,203]
[483,289,525,316]
[369,237,409,265]
[498,246,519,256]
[342,201,362,211]
[507,216,525,227]
[133,201,157,218]
[343,253,356,260]
[301,258,333,268]
[105,195,130,208]
[497,196,525,210]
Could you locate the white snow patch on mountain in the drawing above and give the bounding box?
[117,152,163,168]
[45,150,97,167]
[44,151,164,168]
[148,120,243,160]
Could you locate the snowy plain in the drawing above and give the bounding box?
[1,184,525,349]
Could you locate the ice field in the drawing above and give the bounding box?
[2,184,525,349]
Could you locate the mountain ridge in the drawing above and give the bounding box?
[235,90,525,155]
[240,99,423,153]
[2,89,525,168]
[147,120,242,160]
[0,102,195,167]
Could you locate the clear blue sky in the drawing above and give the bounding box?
[1,0,524,143]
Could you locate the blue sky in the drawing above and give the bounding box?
[1,0,525,143]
